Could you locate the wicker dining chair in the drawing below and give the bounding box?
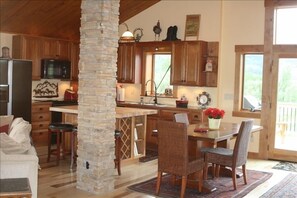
[156,120,204,198]
[202,119,254,190]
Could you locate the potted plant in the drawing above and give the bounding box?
[204,108,225,130]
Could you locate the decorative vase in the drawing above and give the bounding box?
[208,118,221,130]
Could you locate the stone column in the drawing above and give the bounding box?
[77,0,119,194]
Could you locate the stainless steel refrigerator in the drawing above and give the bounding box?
[0,59,32,122]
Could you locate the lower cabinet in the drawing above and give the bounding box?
[31,102,52,147]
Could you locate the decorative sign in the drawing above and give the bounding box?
[184,14,201,40]
[33,80,58,98]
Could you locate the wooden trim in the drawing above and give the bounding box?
[260,6,275,160]
[232,111,261,119]
[248,152,262,159]
[265,0,297,7]
[235,45,264,53]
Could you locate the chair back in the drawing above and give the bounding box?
[157,120,189,175]
[233,120,254,167]
[174,113,189,125]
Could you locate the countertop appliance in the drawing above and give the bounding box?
[0,59,32,122]
[64,89,78,101]
[41,59,71,80]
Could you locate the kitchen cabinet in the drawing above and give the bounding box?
[70,42,79,80]
[12,35,42,80]
[117,43,141,83]
[31,102,52,147]
[42,38,70,60]
[171,41,207,86]
[205,42,219,87]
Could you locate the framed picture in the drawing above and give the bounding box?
[184,14,201,40]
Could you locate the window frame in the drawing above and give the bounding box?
[232,45,264,119]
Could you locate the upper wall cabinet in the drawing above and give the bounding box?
[12,35,79,80]
[42,39,70,60]
[171,41,207,86]
[117,43,141,83]
[12,35,42,80]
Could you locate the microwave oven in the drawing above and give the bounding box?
[41,59,71,79]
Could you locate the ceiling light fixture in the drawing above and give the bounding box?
[119,23,135,42]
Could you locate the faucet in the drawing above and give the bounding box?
[145,79,158,105]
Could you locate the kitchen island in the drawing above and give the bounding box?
[49,105,158,161]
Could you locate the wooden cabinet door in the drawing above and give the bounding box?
[70,42,79,80]
[12,35,42,80]
[171,41,186,85]
[42,39,70,59]
[42,39,59,58]
[117,43,135,83]
[171,41,207,86]
[184,41,207,86]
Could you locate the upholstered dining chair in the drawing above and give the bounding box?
[174,113,190,125]
[202,119,254,190]
[156,120,204,198]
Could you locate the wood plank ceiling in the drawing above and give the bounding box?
[0,0,160,41]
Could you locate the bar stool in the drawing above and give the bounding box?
[70,126,78,170]
[114,130,122,175]
[47,123,76,168]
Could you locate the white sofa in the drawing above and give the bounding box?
[0,117,39,198]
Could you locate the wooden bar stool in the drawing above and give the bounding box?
[70,126,78,170]
[47,123,76,167]
[114,130,122,175]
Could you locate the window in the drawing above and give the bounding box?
[152,54,172,95]
[242,54,263,111]
[274,7,297,44]
[142,44,176,98]
[233,45,263,118]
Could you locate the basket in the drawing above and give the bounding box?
[176,100,188,108]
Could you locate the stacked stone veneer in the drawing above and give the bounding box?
[77,0,119,194]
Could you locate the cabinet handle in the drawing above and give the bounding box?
[39,108,43,111]
[39,124,43,127]
[194,115,198,118]
[39,116,43,119]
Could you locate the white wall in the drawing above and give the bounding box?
[120,0,265,152]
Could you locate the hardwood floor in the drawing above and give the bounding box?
[37,148,292,198]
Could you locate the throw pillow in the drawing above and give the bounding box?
[0,133,31,154]
[0,115,14,133]
[9,118,32,145]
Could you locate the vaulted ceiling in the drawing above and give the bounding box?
[0,0,160,41]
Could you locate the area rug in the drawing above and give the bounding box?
[260,173,297,198]
[272,161,297,172]
[128,169,272,198]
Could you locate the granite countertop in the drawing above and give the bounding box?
[49,105,158,118]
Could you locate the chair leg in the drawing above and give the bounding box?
[56,131,60,166]
[232,167,237,190]
[70,132,76,170]
[156,171,162,195]
[198,170,203,192]
[181,176,187,198]
[47,129,52,162]
[203,154,208,180]
[211,163,215,178]
[242,164,247,184]
[215,164,220,177]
